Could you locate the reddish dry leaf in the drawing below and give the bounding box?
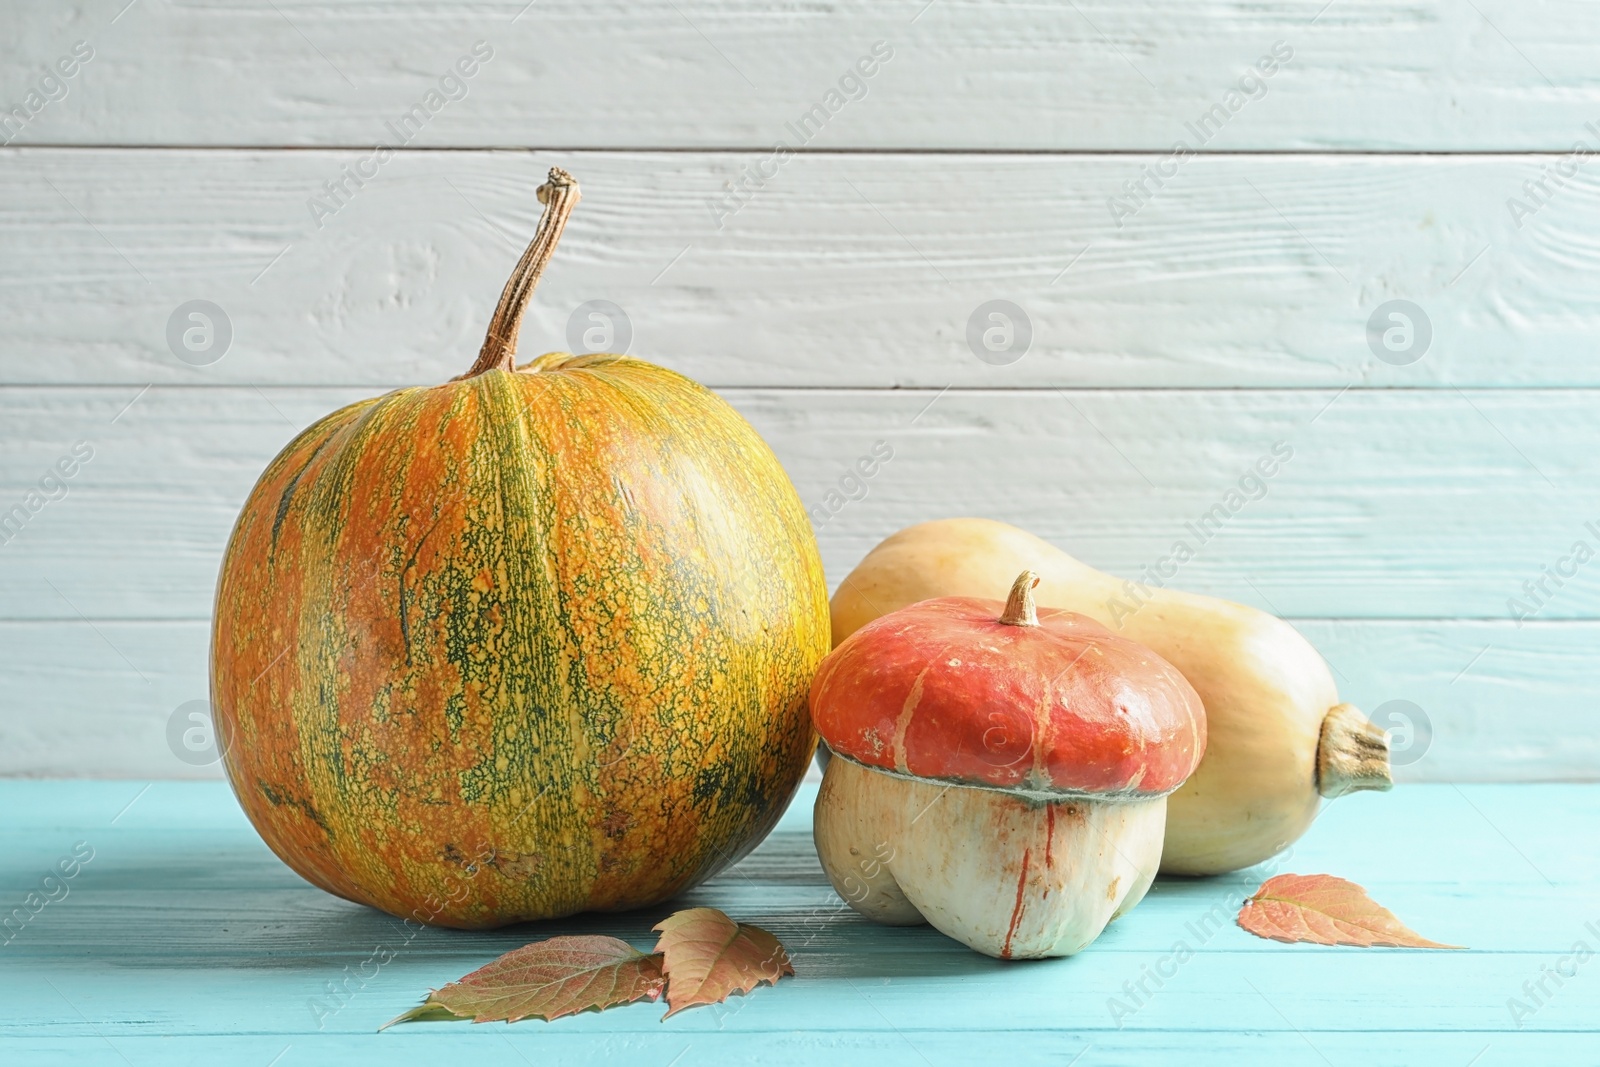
[1237,873,1464,949]
[653,907,794,1018]
[380,934,664,1029]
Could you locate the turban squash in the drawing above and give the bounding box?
[827,517,1392,876]
[211,169,829,927]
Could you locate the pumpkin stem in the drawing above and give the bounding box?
[1316,703,1394,798]
[461,166,581,378]
[999,571,1041,627]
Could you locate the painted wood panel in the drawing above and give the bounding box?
[3,780,1596,1061]
[5,1034,1588,1067]
[1,149,1597,389]
[1,618,1590,781]
[2,0,1594,788]
[0,385,1586,621]
[4,2,1600,150]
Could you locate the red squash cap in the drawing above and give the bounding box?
[810,571,1206,799]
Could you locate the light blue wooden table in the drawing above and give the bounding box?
[4,779,1595,1065]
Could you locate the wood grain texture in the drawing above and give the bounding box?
[4,1,1600,150]
[2,780,1596,1062]
[1,149,1597,388]
[8,1034,1591,1067]
[2,0,1595,789]
[4,378,1588,780]
[2,616,1594,783]
[0,385,1587,621]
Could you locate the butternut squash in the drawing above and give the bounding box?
[828,518,1391,875]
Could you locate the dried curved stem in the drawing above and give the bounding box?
[999,570,1040,627]
[459,167,580,379]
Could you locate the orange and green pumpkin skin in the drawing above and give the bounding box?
[210,353,829,928]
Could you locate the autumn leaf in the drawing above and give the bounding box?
[1236,873,1464,949]
[653,907,794,1018]
[380,935,664,1029]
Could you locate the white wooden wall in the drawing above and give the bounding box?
[2,1,1597,780]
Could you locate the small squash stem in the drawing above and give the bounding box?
[460,167,581,379]
[999,571,1041,627]
[1316,703,1394,798]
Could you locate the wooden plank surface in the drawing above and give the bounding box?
[2,1,1596,790]
[2,380,1589,780]
[5,1,1600,150]
[0,385,1585,621]
[2,148,1597,389]
[4,1034,1585,1067]
[1,779,1595,1064]
[5,618,1590,782]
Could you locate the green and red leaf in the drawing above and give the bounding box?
[653,907,794,1018]
[381,934,664,1028]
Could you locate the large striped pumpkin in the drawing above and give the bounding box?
[211,169,829,928]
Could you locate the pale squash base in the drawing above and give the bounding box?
[814,757,1164,959]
